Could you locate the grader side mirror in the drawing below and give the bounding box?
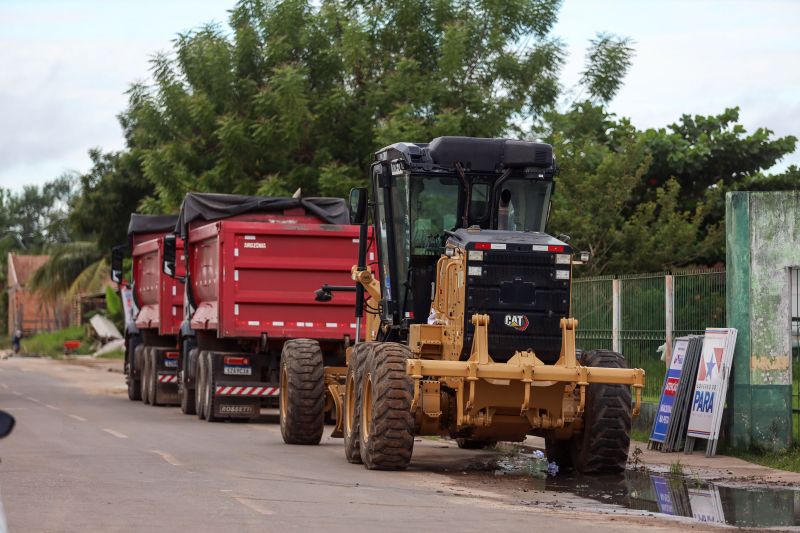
[110,245,125,284]
[348,187,368,225]
[162,234,177,277]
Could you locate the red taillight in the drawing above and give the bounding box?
[225,356,249,366]
[548,245,565,252]
[475,242,491,250]
[165,351,179,359]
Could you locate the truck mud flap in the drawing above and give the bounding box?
[155,372,180,405]
[214,382,279,413]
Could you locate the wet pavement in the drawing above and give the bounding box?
[447,446,800,529]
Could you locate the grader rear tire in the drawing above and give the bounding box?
[360,343,415,470]
[280,339,325,445]
[456,438,496,450]
[572,349,632,474]
[344,342,376,464]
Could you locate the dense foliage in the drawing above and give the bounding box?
[2,0,797,318]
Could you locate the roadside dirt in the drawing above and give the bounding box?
[1,355,125,397]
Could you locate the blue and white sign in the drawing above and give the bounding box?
[649,338,690,443]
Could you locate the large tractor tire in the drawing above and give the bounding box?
[344,342,376,464]
[127,340,143,402]
[280,339,325,445]
[196,352,207,420]
[571,349,632,474]
[142,347,152,405]
[180,344,196,415]
[203,351,221,422]
[359,343,415,470]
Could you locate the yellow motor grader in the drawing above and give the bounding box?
[280,136,645,473]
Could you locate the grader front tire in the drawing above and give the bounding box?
[360,343,415,470]
[280,339,325,445]
[572,349,632,474]
[343,342,376,464]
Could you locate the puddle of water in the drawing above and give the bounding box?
[446,448,800,528]
[546,470,800,528]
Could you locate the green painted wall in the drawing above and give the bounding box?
[726,191,800,451]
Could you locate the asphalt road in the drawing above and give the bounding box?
[0,358,688,532]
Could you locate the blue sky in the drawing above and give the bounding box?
[1,0,798,191]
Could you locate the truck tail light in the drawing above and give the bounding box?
[475,242,491,250]
[548,245,565,252]
[165,351,179,359]
[225,356,250,366]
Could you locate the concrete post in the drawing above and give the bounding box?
[612,279,621,353]
[665,274,674,369]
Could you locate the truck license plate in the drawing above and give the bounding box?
[217,404,257,416]
[224,366,252,376]
[164,359,178,368]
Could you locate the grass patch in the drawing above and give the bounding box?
[631,427,651,443]
[0,336,9,349]
[20,326,92,358]
[97,348,124,360]
[727,445,800,473]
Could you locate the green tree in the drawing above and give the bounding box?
[122,0,634,211]
[547,103,796,274]
[69,149,153,252]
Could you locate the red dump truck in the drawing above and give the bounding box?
[111,214,184,405]
[168,193,368,439]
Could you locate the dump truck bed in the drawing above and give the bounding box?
[186,213,363,340]
[132,233,184,336]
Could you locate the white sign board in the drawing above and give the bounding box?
[686,328,737,456]
[688,486,726,524]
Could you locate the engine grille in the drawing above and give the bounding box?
[462,250,569,364]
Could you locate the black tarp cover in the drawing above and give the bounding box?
[174,192,349,237]
[127,214,179,237]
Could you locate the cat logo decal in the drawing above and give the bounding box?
[504,314,529,332]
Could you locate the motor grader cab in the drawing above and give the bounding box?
[309,136,644,473]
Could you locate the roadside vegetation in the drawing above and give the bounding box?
[20,326,92,358]
[728,446,800,474]
[97,348,124,360]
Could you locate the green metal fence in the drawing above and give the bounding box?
[572,268,726,401]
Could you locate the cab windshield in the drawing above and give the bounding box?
[496,179,552,232]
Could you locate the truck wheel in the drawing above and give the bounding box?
[151,349,163,406]
[280,339,325,445]
[344,342,376,463]
[360,343,415,470]
[142,347,152,405]
[571,349,632,474]
[204,351,221,422]
[196,352,207,420]
[180,344,196,415]
[127,341,143,402]
[456,438,496,450]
